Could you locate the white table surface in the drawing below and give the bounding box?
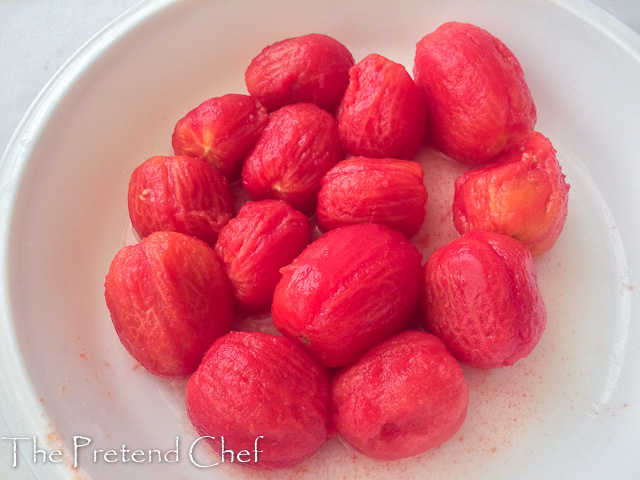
[0,1,639,479]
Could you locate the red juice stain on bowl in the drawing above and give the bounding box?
[412,147,468,259]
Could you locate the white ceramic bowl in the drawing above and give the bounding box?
[1,1,639,479]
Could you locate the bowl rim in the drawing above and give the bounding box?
[0,2,172,478]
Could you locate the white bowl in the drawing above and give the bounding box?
[1,1,639,479]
